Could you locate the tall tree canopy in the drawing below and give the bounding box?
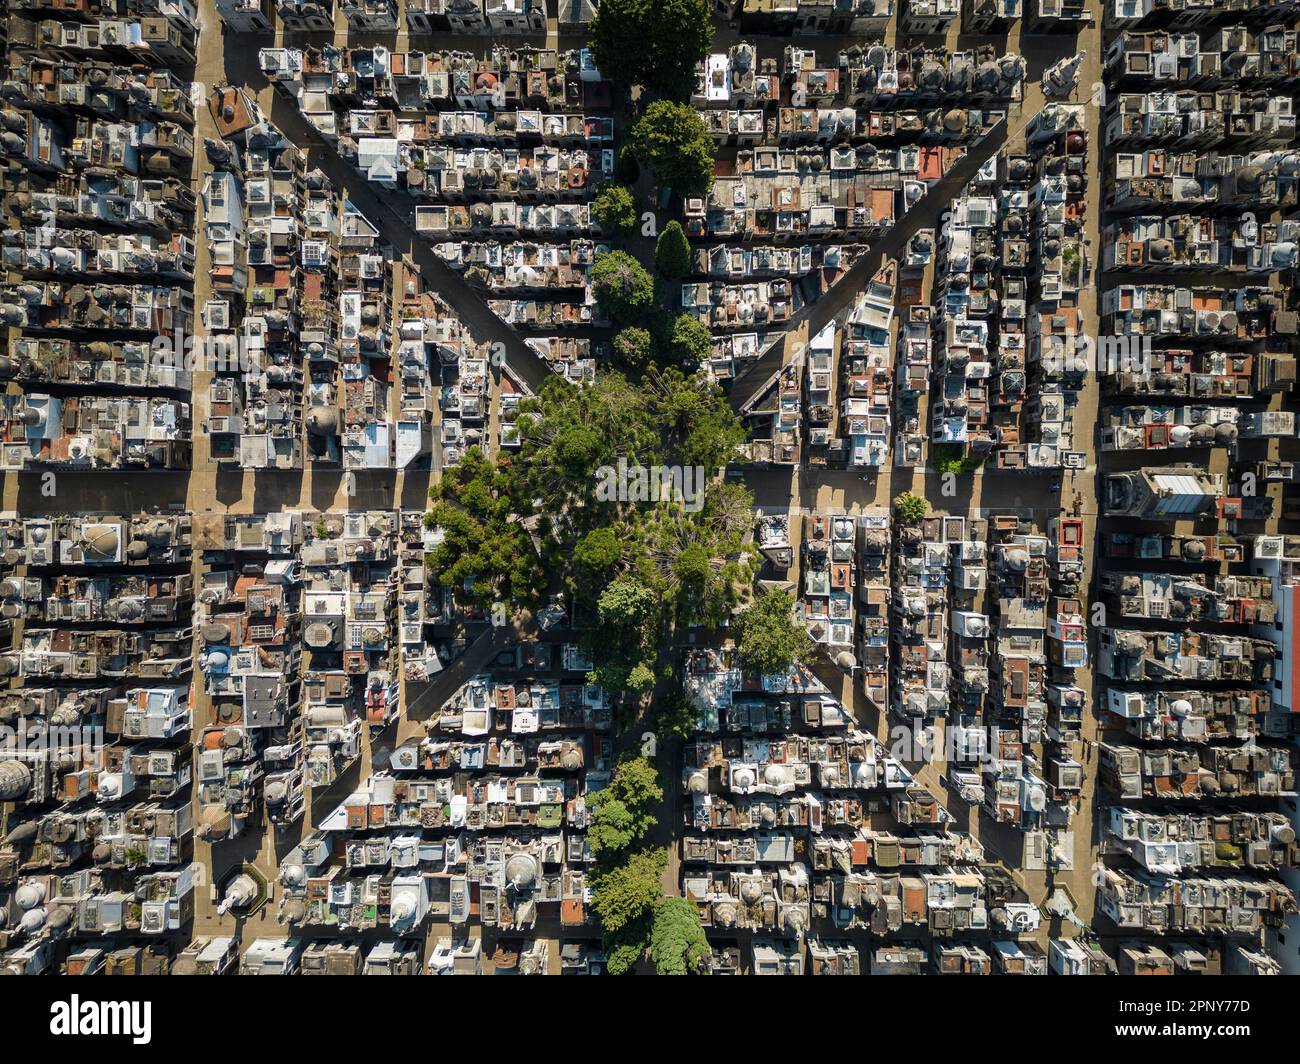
[627,102,717,197]
[423,448,545,612]
[651,898,710,975]
[591,250,656,323]
[590,0,714,101]
[655,221,693,279]
[735,588,814,676]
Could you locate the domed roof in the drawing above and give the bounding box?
[307,407,339,436]
[505,853,537,889]
[15,882,44,909]
[0,760,32,799]
[82,524,120,561]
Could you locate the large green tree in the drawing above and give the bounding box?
[655,221,692,279]
[637,496,758,631]
[612,326,653,369]
[423,448,544,612]
[502,366,755,685]
[627,102,716,197]
[591,250,655,323]
[590,0,713,101]
[666,314,713,370]
[588,755,663,858]
[651,898,710,975]
[584,577,661,695]
[734,588,814,675]
[592,183,638,234]
[603,919,650,975]
[590,847,666,934]
[512,372,659,522]
[654,690,699,741]
[572,526,623,602]
[644,367,745,474]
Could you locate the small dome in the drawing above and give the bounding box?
[15,882,44,909]
[0,760,32,799]
[505,853,537,889]
[306,407,339,436]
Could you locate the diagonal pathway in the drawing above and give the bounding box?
[222,52,559,395]
[728,115,1013,412]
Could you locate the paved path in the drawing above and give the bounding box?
[728,115,1012,412]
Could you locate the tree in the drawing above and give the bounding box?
[644,366,744,474]
[625,662,657,692]
[590,848,667,934]
[616,145,641,185]
[603,919,650,975]
[667,314,712,370]
[654,689,698,741]
[572,526,622,601]
[605,754,664,811]
[512,373,659,523]
[423,448,545,612]
[592,183,638,234]
[588,794,640,856]
[588,754,664,858]
[655,221,692,279]
[651,898,709,975]
[591,250,655,323]
[627,101,716,197]
[637,495,759,631]
[612,326,653,368]
[735,589,813,676]
[598,576,657,627]
[585,577,661,695]
[931,443,983,475]
[894,490,928,525]
[698,480,755,543]
[590,0,713,100]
